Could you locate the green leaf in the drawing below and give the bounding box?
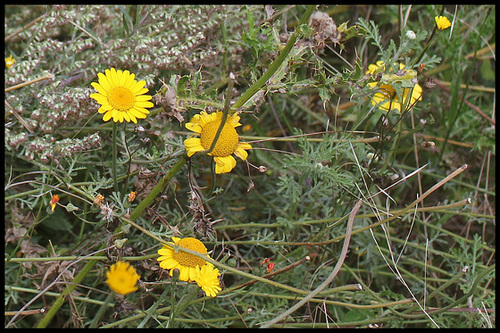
[344,309,373,323]
[40,210,73,231]
[65,203,79,212]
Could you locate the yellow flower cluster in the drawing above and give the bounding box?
[157,237,222,297]
[90,69,227,299]
[366,60,422,113]
[89,68,252,175]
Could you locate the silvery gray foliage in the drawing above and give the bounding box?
[5,5,251,162]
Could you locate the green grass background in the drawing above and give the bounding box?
[4,5,495,328]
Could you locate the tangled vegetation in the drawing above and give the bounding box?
[5,5,495,328]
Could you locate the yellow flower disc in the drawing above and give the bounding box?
[200,121,239,157]
[108,86,136,111]
[183,111,252,173]
[172,237,208,268]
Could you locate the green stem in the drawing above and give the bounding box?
[35,155,187,327]
[88,293,114,328]
[112,122,119,194]
[6,253,159,263]
[36,255,100,328]
[129,154,187,221]
[6,285,113,307]
[232,5,316,110]
[193,73,235,159]
[412,6,444,66]
[168,285,199,328]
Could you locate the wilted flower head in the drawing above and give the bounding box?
[49,194,60,212]
[405,30,416,40]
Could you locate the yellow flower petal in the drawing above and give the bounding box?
[129,107,149,118]
[195,264,221,297]
[91,82,107,96]
[184,110,252,173]
[234,146,249,161]
[157,237,212,282]
[122,111,131,122]
[90,68,153,123]
[135,94,153,102]
[214,155,237,174]
[90,93,108,106]
[132,81,148,95]
[97,72,111,91]
[435,16,452,30]
[102,111,112,122]
[185,122,203,133]
[105,261,140,295]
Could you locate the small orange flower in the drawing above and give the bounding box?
[128,191,136,203]
[94,193,105,206]
[49,194,60,212]
[265,262,275,274]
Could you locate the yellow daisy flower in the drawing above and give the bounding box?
[157,237,214,282]
[366,61,422,113]
[184,111,252,174]
[195,264,222,297]
[90,68,154,124]
[105,261,140,295]
[5,55,16,69]
[435,16,452,30]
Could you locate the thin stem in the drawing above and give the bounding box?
[112,122,119,194]
[5,73,55,93]
[232,5,316,110]
[193,73,235,157]
[33,155,187,327]
[413,5,444,66]
[129,154,187,221]
[261,200,362,328]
